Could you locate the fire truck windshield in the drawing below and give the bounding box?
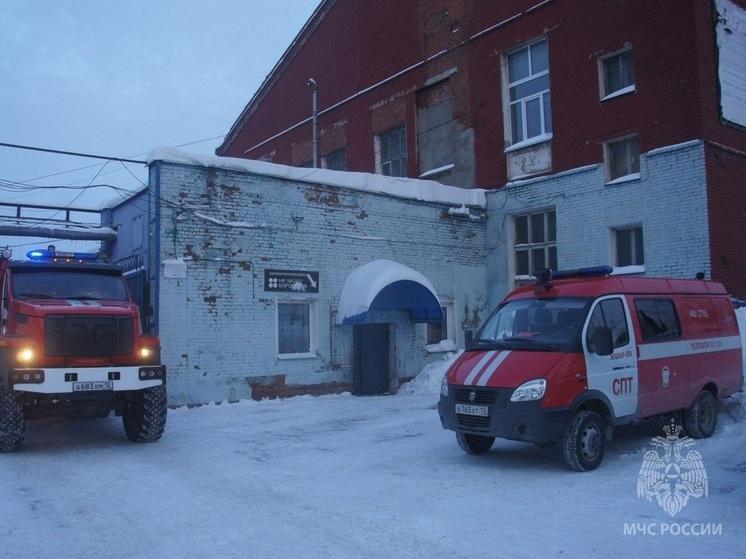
[12,271,129,301]
[475,297,591,352]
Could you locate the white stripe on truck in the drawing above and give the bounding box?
[638,335,742,361]
[463,351,496,385]
[476,350,512,386]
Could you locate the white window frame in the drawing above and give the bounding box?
[598,46,635,101]
[612,225,645,267]
[426,300,456,352]
[512,209,557,283]
[374,125,407,177]
[502,37,553,151]
[275,299,317,360]
[604,134,641,184]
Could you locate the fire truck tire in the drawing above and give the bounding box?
[683,390,718,439]
[561,410,606,472]
[0,388,25,453]
[456,432,495,455]
[123,385,167,443]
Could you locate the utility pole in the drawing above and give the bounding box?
[307,78,319,168]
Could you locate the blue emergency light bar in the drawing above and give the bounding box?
[535,266,613,287]
[26,249,100,262]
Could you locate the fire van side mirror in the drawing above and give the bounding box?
[591,326,614,356]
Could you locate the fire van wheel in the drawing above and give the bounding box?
[0,388,25,453]
[123,385,167,443]
[683,390,718,439]
[561,411,607,472]
[456,432,495,455]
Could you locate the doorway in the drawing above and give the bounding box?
[353,324,390,395]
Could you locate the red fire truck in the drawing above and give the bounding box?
[0,248,167,452]
[438,267,743,471]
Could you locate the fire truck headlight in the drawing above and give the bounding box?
[16,347,35,364]
[440,375,449,397]
[510,379,547,402]
[139,347,154,360]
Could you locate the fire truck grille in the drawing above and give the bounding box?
[456,414,491,432]
[44,315,134,358]
[454,388,498,405]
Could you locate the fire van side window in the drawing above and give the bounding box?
[634,299,682,341]
[586,298,629,352]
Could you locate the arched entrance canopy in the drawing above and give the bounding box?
[336,260,442,325]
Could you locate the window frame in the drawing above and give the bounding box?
[426,301,456,351]
[503,37,553,150]
[585,297,631,353]
[604,134,641,184]
[613,226,644,267]
[375,125,407,177]
[513,209,558,281]
[275,299,317,360]
[599,47,636,101]
[322,148,347,171]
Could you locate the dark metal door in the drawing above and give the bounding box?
[353,324,390,395]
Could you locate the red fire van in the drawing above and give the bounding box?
[438,267,743,471]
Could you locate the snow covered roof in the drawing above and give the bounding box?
[336,259,442,324]
[147,148,486,208]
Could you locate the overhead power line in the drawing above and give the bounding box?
[0,142,147,165]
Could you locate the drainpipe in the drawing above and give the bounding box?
[307,78,319,168]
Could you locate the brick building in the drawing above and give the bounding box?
[216,0,746,296]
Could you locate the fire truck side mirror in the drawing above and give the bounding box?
[591,326,614,356]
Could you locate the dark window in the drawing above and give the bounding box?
[507,38,552,144]
[12,271,128,301]
[323,149,346,171]
[278,302,311,355]
[427,306,448,345]
[379,126,407,177]
[615,227,644,266]
[606,136,640,181]
[514,210,557,277]
[635,299,682,341]
[586,298,630,352]
[603,50,635,97]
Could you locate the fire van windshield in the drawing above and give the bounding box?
[475,297,591,352]
[12,271,129,301]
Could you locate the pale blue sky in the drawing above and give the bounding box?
[0,0,319,241]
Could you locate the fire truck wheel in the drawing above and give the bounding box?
[123,385,167,443]
[0,388,25,453]
[561,410,607,472]
[683,390,718,439]
[456,432,495,455]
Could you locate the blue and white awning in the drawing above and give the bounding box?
[336,260,442,325]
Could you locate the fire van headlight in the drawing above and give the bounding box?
[440,375,449,397]
[138,347,160,364]
[510,379,547,402]
[16,347,35,364]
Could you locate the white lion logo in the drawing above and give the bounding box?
[636,422,708,517]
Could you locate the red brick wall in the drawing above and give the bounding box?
[219,0,745,191]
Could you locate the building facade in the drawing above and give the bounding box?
[216,0,746,297]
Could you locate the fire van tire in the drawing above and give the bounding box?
[456,432,495,455]
[0,388,25,453]
[683,390,718,439]
[123,385,167,443]
[562,411,607,472]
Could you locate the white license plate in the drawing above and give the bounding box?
[455,403,489,417]
[73,381,113,392]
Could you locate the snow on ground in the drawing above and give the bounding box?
[2,310,745,559]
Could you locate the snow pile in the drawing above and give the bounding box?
[400,350,462,395]
[147,147,486,208]
[336,259,440,324]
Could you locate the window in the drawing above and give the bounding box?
[377,126,407,177]
[323,149,346,171]
[605,136,640,182]
[427,306,450,345]
[601,49,635,99]
[635,299,682,341]
[615,227,644,266]
[506,38,552,146]
[277,301,314,357]
[586,298,630,352]
[514,210,557,277]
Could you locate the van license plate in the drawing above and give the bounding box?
[73,381,113,392]
[455,404,488,417]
